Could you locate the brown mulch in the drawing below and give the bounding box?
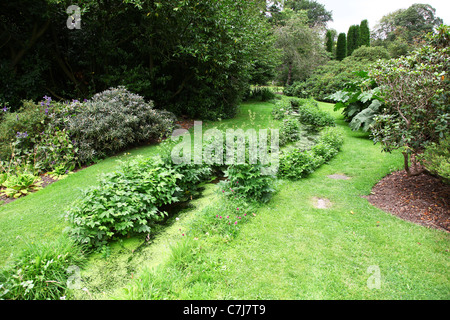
[363,170,450,232]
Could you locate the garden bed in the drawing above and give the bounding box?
[363,170,450,232]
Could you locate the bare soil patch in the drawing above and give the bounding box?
[363,170,450,232]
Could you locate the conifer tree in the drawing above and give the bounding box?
[325,29,334,54]
[360,19,371,46]
[336,32,347,61]
[347,25,360,56]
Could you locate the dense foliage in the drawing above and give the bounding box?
[0,0,276,120]
[370,25,449,176]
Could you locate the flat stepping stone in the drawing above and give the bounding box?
[327,174,350,180]
[312,197,332,209]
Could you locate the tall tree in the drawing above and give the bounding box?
[336,33,347,61]
[373,3,443,43]
[285,0,333,28]
[347,25,361,56]
[274,9,328,85]
[325,29,335,54]
[360,19,371,46]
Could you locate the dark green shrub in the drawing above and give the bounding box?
[336,33,347,61]
[65,156,182,248]
[54,87,176,164]
[0,99,49,160]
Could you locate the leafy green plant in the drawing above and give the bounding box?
[65,156,183,249]
[247,87,277,102]
[295,98,335,128]
[419,135,450,183]
[219,163,276,203]
[34,128,78,175]
[317,127,345,151]
[0,237,85,300]
[280,116,301,146]
[370,26,449,176]
[327,70,384,131]
[1,172,43,199]
[278,149,323,180]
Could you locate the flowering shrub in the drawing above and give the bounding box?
[34,128,78,175]
[55,87,176,164]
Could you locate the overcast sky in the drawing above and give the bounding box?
[317,0,450,34]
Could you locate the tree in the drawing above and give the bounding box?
[285,0,333,28]
[0,0,276,119]
[360,19,370,46]
[325,29,335,55]
[347,25,361,56]
[373,3,443,43]
[274,9,328,86]
[336,33,347,61]
[370,25,449,176]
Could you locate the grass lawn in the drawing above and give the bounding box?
[0,100,448,300]
[118,101,450,300]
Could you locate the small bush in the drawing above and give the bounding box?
[278,149,324,180]
[317,127,345,151]
[271,99,293,120]
[293,99,335,128]
[55,87,176,164]
[65,156,183,248]
[247,87,276,102]
[280,116,301,146]
[219,163,276,203]
[311,142,338,162]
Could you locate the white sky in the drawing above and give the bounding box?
[317,0,450,34]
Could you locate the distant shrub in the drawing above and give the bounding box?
[278,149,324,180]
[350,45,390,61]
[317,127,345,151]
[295,98,335,128]
[271,99,294,120]
[0,99,50,160]
[247,87,276,101]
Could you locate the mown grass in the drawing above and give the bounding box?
[118,101,450,300]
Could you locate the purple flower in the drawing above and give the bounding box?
[16,131,28,139]
[45,108,49,115]
[2,106,8,112]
